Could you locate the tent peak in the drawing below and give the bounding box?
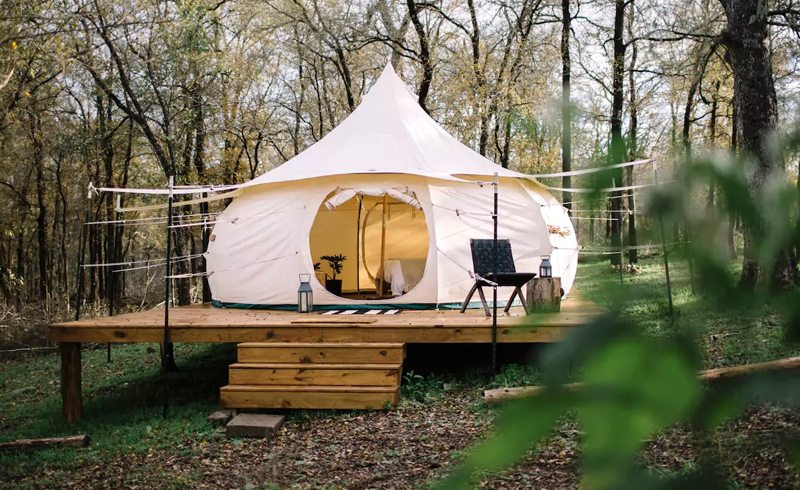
[244,61,529,187]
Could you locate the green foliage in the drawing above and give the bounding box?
[400,370,453,405]
[437,132,800,488]
[319,254,347,280]
[578,336,700,487]
[0,343,233,483]
[488,363,540,389]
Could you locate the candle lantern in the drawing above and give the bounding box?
[297,273,313,313]
[539,255,552,278]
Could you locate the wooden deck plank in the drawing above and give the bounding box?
[220,385,399,410]
[228,363,402,386]
[237,343,405,364]
[49,324,578,343]
[49,294,601,345]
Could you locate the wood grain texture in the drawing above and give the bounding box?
[59,342,82,423]
[484,356,800,403]
[49,293,601,345]
[228,363,402,386]
[527,277,562,313]
[49,312,594,344]
[237,342,405,364]
[220,385,399,410]
[0,434,89,450]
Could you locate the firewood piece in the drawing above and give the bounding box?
[698,356,800,381]
[0,434,89,450]
[484,356,800,403]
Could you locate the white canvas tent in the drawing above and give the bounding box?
[206,64,578,309]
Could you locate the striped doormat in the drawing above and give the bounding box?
[320,309,401,315]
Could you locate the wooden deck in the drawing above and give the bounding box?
[48,294,602,421]
[50,294,602,345]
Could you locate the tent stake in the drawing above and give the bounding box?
[491,173,499,374]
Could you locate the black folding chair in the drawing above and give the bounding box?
[460,239,536,316]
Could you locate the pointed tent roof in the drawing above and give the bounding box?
[246,64,529,186]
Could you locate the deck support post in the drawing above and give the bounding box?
[59,342,83,423]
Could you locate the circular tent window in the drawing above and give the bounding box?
[309,189,430,300]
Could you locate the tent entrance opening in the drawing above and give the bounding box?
[309,192,430,300]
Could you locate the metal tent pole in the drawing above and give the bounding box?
[108,195,123,363]
[491,173,499,374]
[162,175,175,419]
[201,191,212,303]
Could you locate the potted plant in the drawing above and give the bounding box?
[319,254,346,295]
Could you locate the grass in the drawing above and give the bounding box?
[578,252,799,368]
[1,254,797,485]
[0,343,235,484]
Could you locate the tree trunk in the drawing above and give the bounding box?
[625,3,638,264]
[406,0,433,113]
[609,0,626,266]
[721,0,798,288]
[99,93,117,310]
[726,99,738,258]
[708,80,719,208]
[190,88,212,303]
[561,0,572,210]
[30,113,49,302]
[466,0,489,155]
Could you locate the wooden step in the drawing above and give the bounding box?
[236,342,405,364]
[228,363,402,387]
[220,385,399,410]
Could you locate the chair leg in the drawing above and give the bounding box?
[460,282,479,313]
[504,288,518,314]
[476,285,490,317]
[517,287,529,314]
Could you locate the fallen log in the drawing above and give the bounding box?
[0,346,58,359]
[697,356,800,382]
[0,434,90,450]
[484,356,800,404]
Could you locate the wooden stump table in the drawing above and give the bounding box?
[526,277,562,313]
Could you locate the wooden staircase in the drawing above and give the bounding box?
[220,342,405,410]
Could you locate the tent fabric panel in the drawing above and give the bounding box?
[428,178,552,306]
[209,175,440,307]
[518,180,579,295]
[206,183,317,305]
[324,186,422,210]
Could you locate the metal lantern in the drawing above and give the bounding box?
[539,255,552,278]
[298,273,313,313]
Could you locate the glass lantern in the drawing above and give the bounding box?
[539,255,552,278]
[297,273,313,313]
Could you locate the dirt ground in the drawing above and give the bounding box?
[22,388,800,489]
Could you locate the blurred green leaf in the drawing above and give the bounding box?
[579,337,700,488]
[434,390,575,489]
